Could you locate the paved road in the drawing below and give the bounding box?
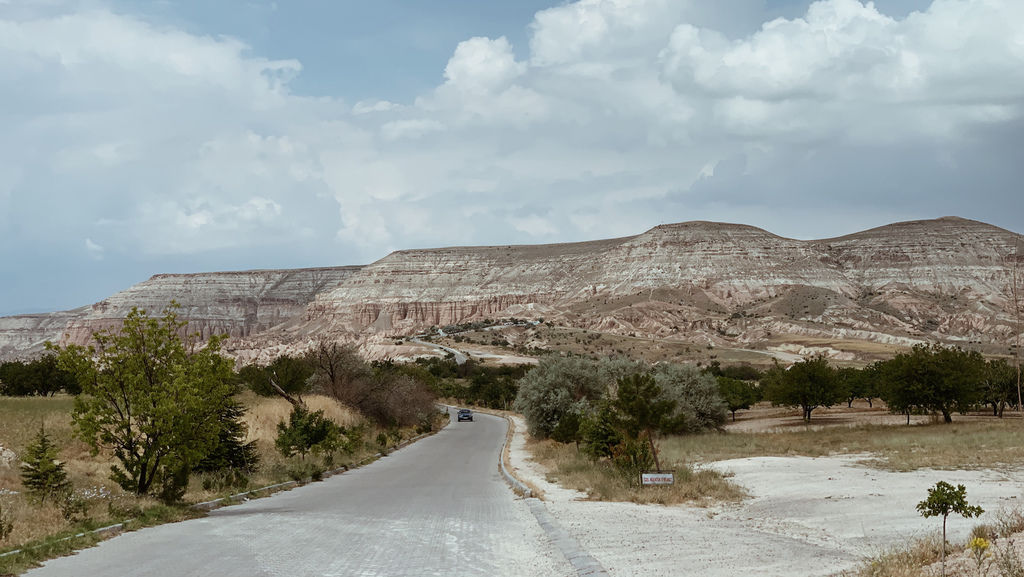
[28,412,572,577]
[410,337,469,365]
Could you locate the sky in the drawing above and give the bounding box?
[1,0,1022,315]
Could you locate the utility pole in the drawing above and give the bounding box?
[1014,233,1022,413]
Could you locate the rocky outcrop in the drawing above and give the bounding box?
[1,217,1020,362]
[287,217,1020,354]
[0,267,361,360]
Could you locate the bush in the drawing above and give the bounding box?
[514,356,640,438]
[580,402,622,460]
[652,363,727,432]
[276,406,345,460]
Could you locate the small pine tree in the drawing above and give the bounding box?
[194,400,260,473]
[20,424,71,503]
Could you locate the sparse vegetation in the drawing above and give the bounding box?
[528,437,744,505]
[660,418,1024,472]
[917,481,984,575]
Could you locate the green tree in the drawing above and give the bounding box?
[275,406,345,460]
[878,344,986,423]
[54,305,237,500]
[240,355,313,397]
[612,373,677,471]
[651,363,727,432]
[513,357,637,438]
[550,410,584,448]
[20,424,71,503]
[717,376,760,421]
[194,399,259,474]
[917,481,984,575]
[579,401,622,460]
[0,355,78,397]
[763,356,844,421]
[979,359,1017,417]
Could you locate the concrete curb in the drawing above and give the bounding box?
[526,499,610,577]
[495,413,610,577]
[497,415,533,498]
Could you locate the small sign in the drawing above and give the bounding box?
[641,471,675,486]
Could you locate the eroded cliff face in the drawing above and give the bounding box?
[0,267,361,360]
[1,217,1020,362]
[286,217,1020,354]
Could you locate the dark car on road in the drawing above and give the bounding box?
[457,409,473,422]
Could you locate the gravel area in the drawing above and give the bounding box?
[507,416,1024,577]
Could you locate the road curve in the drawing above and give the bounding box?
[409,337,469,365]
[28,411,572,577]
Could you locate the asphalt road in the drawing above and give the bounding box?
[28,411,572,577]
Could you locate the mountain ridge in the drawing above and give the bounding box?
[1,217,1020,363]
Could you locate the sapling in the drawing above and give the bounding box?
[918,481,985,576]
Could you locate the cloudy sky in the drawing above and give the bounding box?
[1,0,1022,315]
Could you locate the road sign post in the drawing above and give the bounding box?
[640,471,675,486]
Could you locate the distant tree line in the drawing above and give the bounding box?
[760,344,1018,423]
[0,354,79,396]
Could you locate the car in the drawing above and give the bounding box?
[457,408,473,422]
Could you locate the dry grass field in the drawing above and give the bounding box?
[0,391,406,565]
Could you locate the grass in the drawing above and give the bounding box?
[0,392,442,574]
[660,418,1024,472]
[842,508,1024,577]
[528,439,746,506]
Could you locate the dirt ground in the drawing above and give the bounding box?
[509,408,1024,577]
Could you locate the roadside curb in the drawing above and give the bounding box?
[526,498,610,577]
[496,413,610,577]
[497,415,533,498]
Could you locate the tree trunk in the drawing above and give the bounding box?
[269,375,306,409]
[731,410,736,421]
[942,409,952,424]
[942,514,948,577]
[867,398,873,408]
[646,429,662,472]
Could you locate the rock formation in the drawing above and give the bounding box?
[1,217,1020,363]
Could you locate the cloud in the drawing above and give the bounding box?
[85,238,104,260]
[1,0,1023,313]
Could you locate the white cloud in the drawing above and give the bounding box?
[352,100,400,115]
[84,237,104,260]
[443,37,525,94]
[1,0,1023,314]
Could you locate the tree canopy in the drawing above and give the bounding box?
[763,356,845,421]
[877,344,986,423]
[54,305,237,500]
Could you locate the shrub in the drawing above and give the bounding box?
[514,356,641,438]
[652,363,727,432]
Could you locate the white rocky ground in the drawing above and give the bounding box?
[507,416,1024,577]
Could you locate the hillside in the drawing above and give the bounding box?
[1,217,1020,363]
